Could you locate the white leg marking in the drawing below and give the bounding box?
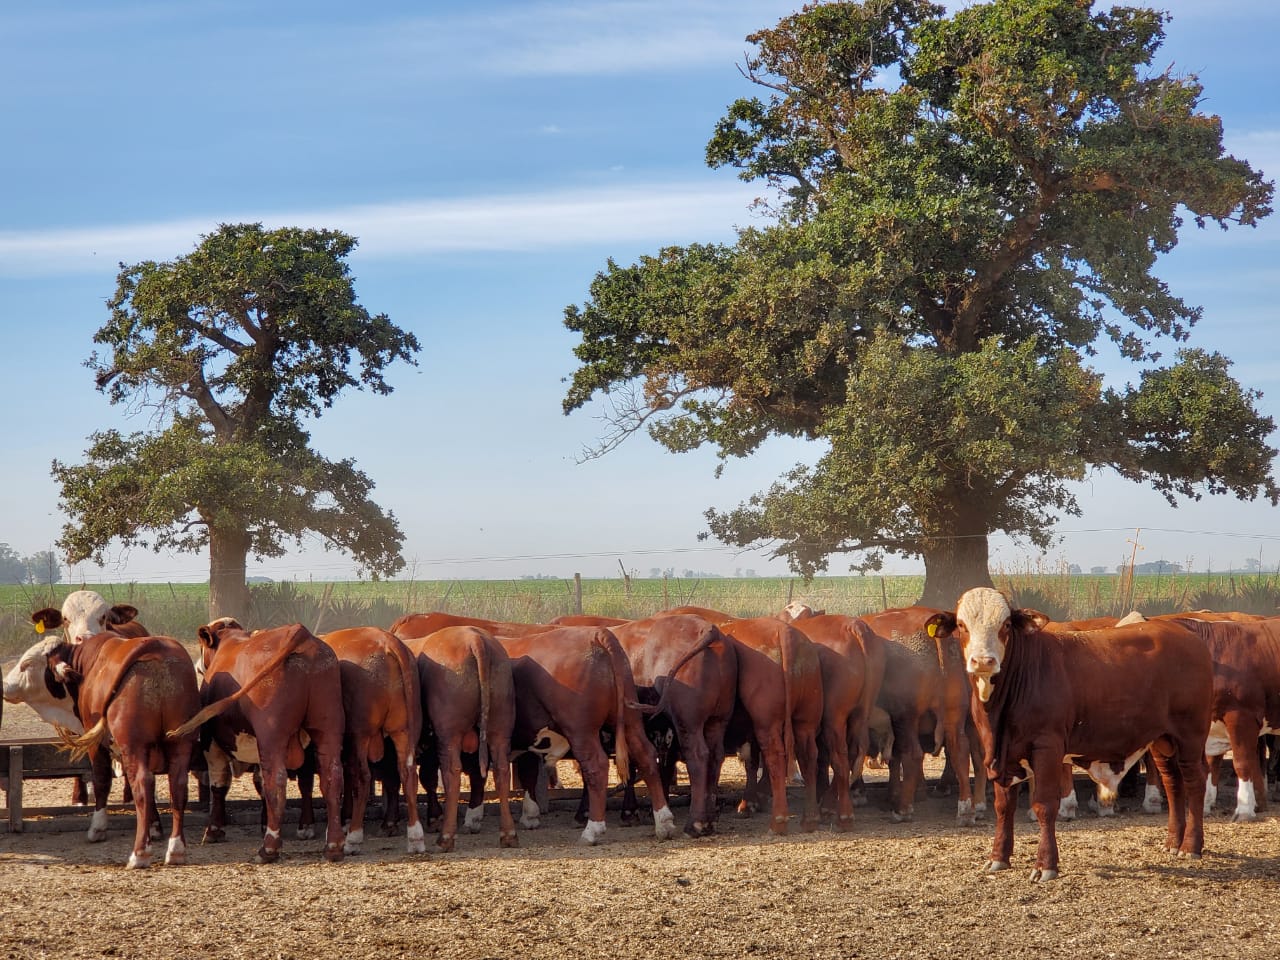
[1234,778,1259,822]
[264,827,281,841]
[653,805,676,840]
[126,850,152,870]
[406,821,427,854]
[464,804,485,833]
[520,796,541,829]
[165,837,187,866]
[1204,777,1219,814]
[956,797,976,827]
[296,823,315,840]
[87,808,109,842]
[1143,784,1163,814]
[343,828,365,854]
[1058,789,1078,821]
[580,819,607,845]
[1205,721,1231,758]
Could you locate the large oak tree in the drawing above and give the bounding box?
[54,223,420,620]
[562,0,1276,606]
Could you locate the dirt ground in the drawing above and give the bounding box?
[4,696,1280,960]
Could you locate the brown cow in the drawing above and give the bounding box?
[609,614,738,837]
[400,625,519,851]
[9,600,159,832]
[658,605,736,622]
[389,611,553,639]
[42,633,199,868]
[927,587,1212,881]
[785,614,883,831]
[718,616,824,834]
[1157,615,1280,821]
[550,614,630,627]
[501,626,677,844]
[320,627,425,854]
[170,619,346,863]
[859,607,984,825]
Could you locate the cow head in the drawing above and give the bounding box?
[925,588,1047,703]
[778,602,823,623]
[2,637,82,731]
[31,590,139,645]
[195,617,244,682]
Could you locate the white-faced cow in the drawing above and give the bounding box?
[926,588,1213,881]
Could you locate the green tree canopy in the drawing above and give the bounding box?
[54,222,420,619]
[562,0,1275,606]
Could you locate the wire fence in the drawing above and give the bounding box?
[4,564,1280,657]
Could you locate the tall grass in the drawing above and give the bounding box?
[3,566,1278,657]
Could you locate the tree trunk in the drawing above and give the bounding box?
[918,527,994,610]
[209,526,251,623]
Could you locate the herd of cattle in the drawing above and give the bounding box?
[1,587,1278,882]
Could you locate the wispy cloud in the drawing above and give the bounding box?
[0,180,763,276]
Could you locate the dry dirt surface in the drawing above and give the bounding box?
[4,695,1280,960]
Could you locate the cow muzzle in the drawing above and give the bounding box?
[967,657,999,702]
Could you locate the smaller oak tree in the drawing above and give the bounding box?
[54,223,420,620]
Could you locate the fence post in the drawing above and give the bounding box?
[880,577,888,610]
[573,573,583,615]
[662,574,669,611]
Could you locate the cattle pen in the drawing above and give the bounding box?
[2,696,1279,960]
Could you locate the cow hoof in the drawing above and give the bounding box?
[126,851,152,870]
[202,827,226,844]
[653,806,677,840]
[1029,868,1059,882]
[437,834,456,853]
[520,797,541,830]
[1177,850,1202,861]
[800,817,819,834]
[769,815,788,836]
[851,794,868,808]
[985,860,1009,874]
[889,810,912,824]
[735,801,756,819]
[165,838,187,866]
[834,815,854,833]
[254,846,280,864]
[296,824,316,840]
[957,812,977,828]
[464,806,485,834]
[406,822,426,854]
[87,828,108,843]
[1142,801,1163,815]
[685,821,707,839]
[381,821,400,838]
[580,820,607,845]
[500,831,519,849]
[1232,810,1258,823]
[323,844,344,863]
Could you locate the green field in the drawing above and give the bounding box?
[3,568,1278,657]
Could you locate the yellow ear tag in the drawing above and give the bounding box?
[34,621,45,634]
[926,622,937,638]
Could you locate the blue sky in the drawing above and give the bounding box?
[2,0,1278,585]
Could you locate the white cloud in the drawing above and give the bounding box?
[0,180,763,276]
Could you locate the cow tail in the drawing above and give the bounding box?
[58,636,171,760]
[388,633,423,773]
[56,716,110,763]
[639,625,723,717]
[471,631,492,779]
[166,624,310,740]
[780,630,797,776]
[595,631,631,782]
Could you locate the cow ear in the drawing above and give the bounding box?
[52,660,83,685]
[31,608,63,634]
[924,613,957,638]
[197,625,220,650]
[108,604,139,626]
[1012,609,1049,632]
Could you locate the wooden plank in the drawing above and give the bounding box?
[8,745,23,833]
